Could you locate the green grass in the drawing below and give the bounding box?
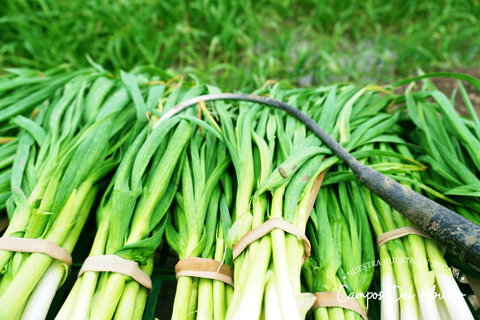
[1,0,480,91]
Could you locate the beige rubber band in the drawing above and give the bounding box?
[175,257,234,287]
[0,236,72,265]
[0,217,8,233]
[78,255,153,290]
[377,226,432,247]
[312,292,368,320]
[307,170,327,216]
[232,217,311,262]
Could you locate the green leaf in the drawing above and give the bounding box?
[121,70,148,124]
[10,115,46,146]
[445,185,480,197]
[114,219,167,265]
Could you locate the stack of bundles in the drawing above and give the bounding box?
[0,62,477,320]
[162,82,476,320]
[166,84,385,319]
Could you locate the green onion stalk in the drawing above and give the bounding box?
[0,69,148,319]
[165,117,233,320]
[55,79,203,320]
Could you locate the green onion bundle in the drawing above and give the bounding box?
[165,106,233,320]
[303,177,375,320]
[333,131,471,320]
[381,76,480,319]
[221,83,314,320]
[221,83,402,320]
[0,66,175,319]
[55,80,205,320]
[297,84,418,320]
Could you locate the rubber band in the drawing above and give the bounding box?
[78,255,152,290]
[377,226,432,247]
[232,217,311,262]
[0,236,72,265]
[311,292,368,320]
[175,257,234,287]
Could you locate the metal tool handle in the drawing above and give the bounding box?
[153,93,480,272]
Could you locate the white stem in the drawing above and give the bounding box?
[436,295,451,320]
[435,270,473,320]
[271,229,301,320]
[380,248,398,320]
[21,260,68,320]
[69,272,100,320]
[54,278,82,320]
[265,272,283,320]
[425,241,473,320]
[415,271,441,320]
[227,236,271,320]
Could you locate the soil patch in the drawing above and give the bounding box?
[395,68,480,118]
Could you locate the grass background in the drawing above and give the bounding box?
[1,0,480,91]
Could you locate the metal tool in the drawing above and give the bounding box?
[153,93,480,272]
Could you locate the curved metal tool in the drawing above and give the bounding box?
[153,93,480,272]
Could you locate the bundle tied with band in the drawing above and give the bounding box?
[311,292,368,320]
[74,222,168,292]
[0,238,156,291]
[79,255,153,290]
[376,226,432,247]
[303,169,372,319]
[175,257,234,287]
[232,217,312,262]
[0,237,72,265]
[232,170,328,264]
